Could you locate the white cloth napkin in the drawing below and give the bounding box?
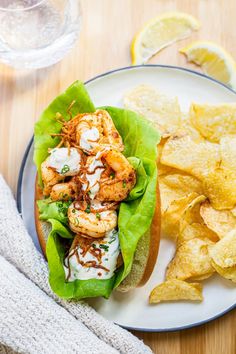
[0,175,152,354]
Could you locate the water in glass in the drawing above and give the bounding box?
[0,0,81,69]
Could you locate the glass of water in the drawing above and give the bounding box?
[0,0,81,69]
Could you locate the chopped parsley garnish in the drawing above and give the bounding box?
[108,236,116,244]
[122,180,127,188]
[72,209,76,213]
[99,244,109,252]
[96,213,101,220]
[85,204,91,213]
[110,172,115,179]
[61,164,70,174]
[56,201,69,216]
[74,217,79,226]
[92,243,96,248]
[57,201,63,208]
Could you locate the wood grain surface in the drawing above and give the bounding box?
[0,1,236,353]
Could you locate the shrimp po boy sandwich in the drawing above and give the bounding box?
[34,81,161,299]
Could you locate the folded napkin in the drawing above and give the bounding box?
[0,175,152,354]
[0,255,117,354]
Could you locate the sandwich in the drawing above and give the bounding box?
[34,81,161,299]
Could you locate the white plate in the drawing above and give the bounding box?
[17,65,236,332]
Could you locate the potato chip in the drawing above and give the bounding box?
[162,174,203,195]
[162,192,200,238]
[211,261,236,283]
[178,223,219,246]
[157,137,166,152]
[159,180,184,214]
[188,272,214,281]
[179,194,206,226]
[220,136,236,171]
[161,135,220,179]
[157,137,169,164]
[178,196,218,245]
[161,134,236,209]
[166,238,215,280]
[123,85,181,136]
[159,174,203,214]
[158,142,184,176]
[232,207,236,217]
[209,230,236,268]
[158,163,176,176]
[200,136,236,209]
[149,279,203,303]
[200,201,236,238]
[180,112,205,142]
[190,103,236,143]
[202,167,236,210]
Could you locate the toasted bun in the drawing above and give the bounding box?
[34,180,50,256]
[35,176,161,290]
[117,180,161,291]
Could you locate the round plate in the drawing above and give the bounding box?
[17,65,236,332]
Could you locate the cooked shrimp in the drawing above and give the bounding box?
[80,148,136,201]
[68,201,117,238]
[97,149,136,202]
[76,110,124,153]
[41,147,81,196]
[50,180,78,201]
[54,110,124,154]
[41,161,64,196]
[80,154,105,199]
[99,110,124,151]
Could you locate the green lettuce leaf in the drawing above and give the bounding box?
[37,199,71,225]
[34,81,95,184]
[46,219,115,299]
[126,157,148,201]
[47,219,74,239]
[34,81,161,300]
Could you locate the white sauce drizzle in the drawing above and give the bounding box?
[80,127,100,151]
[64,229,120,281]
[48,148,81,176]
[82,152,105,199]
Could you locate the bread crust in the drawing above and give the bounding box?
[137,180,161,287]
[34,177,47,256]
[34,174,161,287]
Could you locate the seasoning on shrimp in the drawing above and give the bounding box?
[50,109,124,154]
[41,147,81,196]
[68,201,117,238]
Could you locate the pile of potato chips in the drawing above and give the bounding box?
[124,85,236,304]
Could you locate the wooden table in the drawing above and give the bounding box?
[0,0,235,353]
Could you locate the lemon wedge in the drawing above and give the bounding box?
[131,12,200,65]
[180,41,236,89]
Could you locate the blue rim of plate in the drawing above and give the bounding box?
[17,64,236,332]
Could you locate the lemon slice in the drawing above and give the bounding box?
[131,12,200,65]
[180,41,236,89]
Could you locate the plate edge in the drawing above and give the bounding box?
[16,64,236,332]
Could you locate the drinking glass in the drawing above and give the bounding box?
[0,0,81,69]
